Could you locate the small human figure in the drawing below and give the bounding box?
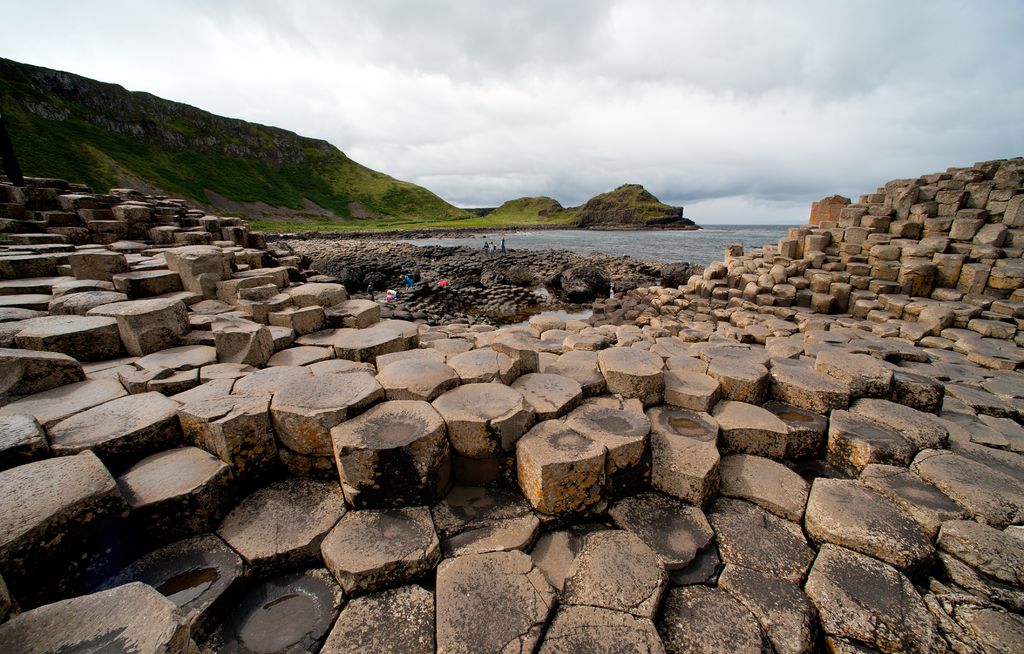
[483,241,489,256]
[366,283,375,301]
[413,270,421,283]
[386,289,397,303]
[438,279,449,288]
[500,237,506,253]
[403,274,414,287]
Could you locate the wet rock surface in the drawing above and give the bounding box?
[202,567,343,654]
[0,582,190,654]
[101,533,243,639]
[2,161,1024,651]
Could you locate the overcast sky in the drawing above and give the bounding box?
[4,1,1023,223]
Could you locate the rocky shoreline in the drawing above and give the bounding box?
[286,238,700,325]
[0,157,1022,653]
[267,220,701,242]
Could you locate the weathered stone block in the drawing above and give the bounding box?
[116,446,231,543]
[14,315,122,361]
[320,506,440,594]
[517,420,605,516]
[89,298,189,356]
[0,582,188,653]
[0,348,84,396]
[332,400,451,508]
[0,452,129,609]
[48,391,182,468]
[178,391,278,480]
[66,251,129,281]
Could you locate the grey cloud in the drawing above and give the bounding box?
[2,0,1023,223]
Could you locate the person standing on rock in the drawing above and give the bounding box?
[366,282,375,301]
[500,237,506,253]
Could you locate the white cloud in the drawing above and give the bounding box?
[2,0,1023,223]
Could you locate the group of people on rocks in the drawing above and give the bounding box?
[483,237,506,256]
[364,236,511,303]
[367,269,447,303]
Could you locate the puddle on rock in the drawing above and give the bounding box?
[239,592,319,652]
[156,567,220,606]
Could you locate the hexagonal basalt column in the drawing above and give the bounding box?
[0,583,188,653]
[177,391,278,481]
[826,409,914,477]
[0,415,50,471]
[320,506,440,594]
[0,378,127,429]
[14,315,122,361]
[331,400,451,508]
[48,391,182,470]
[764,401,828,460]
[321,585,434,654]
[0,451,129,609]
[562,530,666,619]
[66,250,129,281]
[431,485,539,558]
[491,331,543,374]
[330,324,408,364]
[712,400,790,459]
[0,348,84,397]
[597,347,665,406]
[647,406,720,508]
[543,350,606,396]
[611,494,713,572]
[431,382,534,482]
[706,357,769,404]
[270,371,384,457]
[436,551,554,654]
[376,358,460,402]
[447,348,519,384]
[511,372,584,420]
[564,397,651,493]
[163,245,224,299]
[217,478,345,575]
[116,447,232,544]
[516,420,606,516]
[539,605,663,654]
[89,297,189,356]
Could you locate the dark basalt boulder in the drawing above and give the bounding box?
[660,262,700,288]
[560,266,611,303]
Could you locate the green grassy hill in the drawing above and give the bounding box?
[484,197,574,225]
[566,184,690,227]
[0,57,468,225]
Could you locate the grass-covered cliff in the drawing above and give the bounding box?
[0,57,468,224]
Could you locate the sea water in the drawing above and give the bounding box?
[394,225,793,267]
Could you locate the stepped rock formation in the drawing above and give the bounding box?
[0,158,1022,652]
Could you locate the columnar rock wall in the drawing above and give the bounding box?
[685,158,1024,345]
[0,178,265,250]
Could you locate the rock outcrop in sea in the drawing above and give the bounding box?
[0,157,1022,652]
